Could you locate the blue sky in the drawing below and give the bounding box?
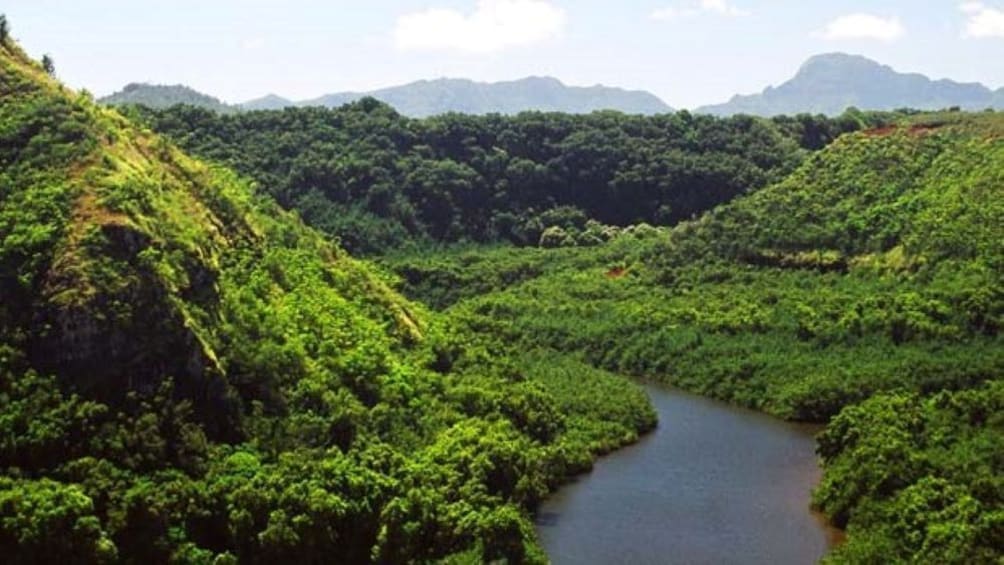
[5,1,1003,108]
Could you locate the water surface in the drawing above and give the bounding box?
[536,383,841,564]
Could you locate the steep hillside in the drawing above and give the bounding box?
[0,37,654,563]
[700,53,1002,116]
[388,112,1004,562]
[99,83,235,113]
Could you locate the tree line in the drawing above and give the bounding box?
[131,101,895,254]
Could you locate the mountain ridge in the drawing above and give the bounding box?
[296,75,673,116]
[100,75,673,116]
[99,81,235,113]
[699,52,1003,116]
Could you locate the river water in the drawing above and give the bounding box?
[535,383,842,564]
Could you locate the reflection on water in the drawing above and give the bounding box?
[535,384,842,565]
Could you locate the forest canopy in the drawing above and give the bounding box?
[0,33,655,563]
[130,102,895,254]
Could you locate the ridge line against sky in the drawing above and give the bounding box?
[5,1,1004,109]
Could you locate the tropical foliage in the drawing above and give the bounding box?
[0,36,653,563]
[130,102,889,254]
[386,114,1004,561]
[2,16,1001,562]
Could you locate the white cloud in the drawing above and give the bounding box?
[651,7,694,21]
[960,2,1004,38]
[651,0,748,21]
[394,0,565,54]
[699,0,750,17]
[816,13,905,42]
[240,37,266,50]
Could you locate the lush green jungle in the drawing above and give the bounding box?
[1,15,1001,564]
[0,31,654,564]
[382,114,1004,562]
[127,102,893,255]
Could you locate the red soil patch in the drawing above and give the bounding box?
[605,267,627,279]
[863,126,897,137]
[908,124,941,136]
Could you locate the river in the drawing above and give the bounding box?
[535,383,842,564]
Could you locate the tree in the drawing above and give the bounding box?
[42,54,55,76]
[0,15,8,43]
[539,226,572,248]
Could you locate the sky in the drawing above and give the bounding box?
[4,0,1004,109]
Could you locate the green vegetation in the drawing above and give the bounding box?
[815,382,1002,563]
[0,35,653,563]
[2,16,1001,563]
[385,115,1003,561]
[40,54,53,76]
[131,102,890,254]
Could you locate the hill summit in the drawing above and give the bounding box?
[99,82,235,113]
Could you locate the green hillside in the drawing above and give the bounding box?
[0,36,654,563]
[387,114,1004,562]
[3,11,1002,562]
[131,103,885,255]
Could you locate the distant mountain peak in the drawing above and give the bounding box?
[699,53,1000,116]
[100,83,233,113]
[240,93,294,111]
[795,52,886,76]
[519,75,564,85]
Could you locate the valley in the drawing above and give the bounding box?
[1,10,1001,564]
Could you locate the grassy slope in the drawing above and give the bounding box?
[386,113,1004,562]
[0,39,653,563]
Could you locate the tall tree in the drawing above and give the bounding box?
[0,15,9,43]
[41,54,55,75]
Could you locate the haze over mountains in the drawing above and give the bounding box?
[102,76,672,116]
[99,53,1004,117]
[698,53,1004,116]
[99,82,235,113]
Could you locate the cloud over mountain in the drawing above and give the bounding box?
[394,0,565,53]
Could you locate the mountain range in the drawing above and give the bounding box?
[102,76,673,116]
[697,53,1004,116]
[99,53,1004,118]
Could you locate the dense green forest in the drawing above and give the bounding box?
[128,102,891,254]
[385,114,1003,562]
[0,34,655,563]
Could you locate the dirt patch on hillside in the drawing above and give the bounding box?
[863,126,897,137]
[908,124,941,136]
